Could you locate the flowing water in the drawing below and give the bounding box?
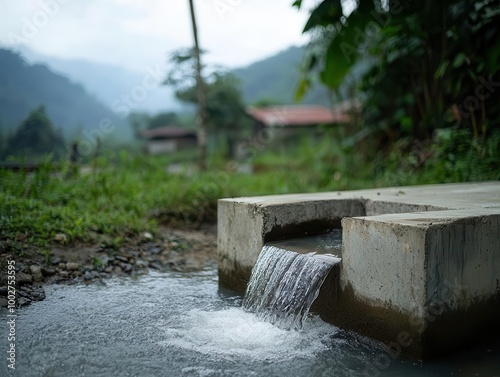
[1,229,499,376]
[243,245,340,330]
[1,267,499,376]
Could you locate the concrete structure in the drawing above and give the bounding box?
[217,182,500,359]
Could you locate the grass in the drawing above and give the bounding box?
[1,128,498,254]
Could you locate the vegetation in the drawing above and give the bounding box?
[2,106,65,160]
[0,0,498,256]
[294,0,500,147]
[2,123,498,253]
[176,72,248,158]
[164,48,251,158]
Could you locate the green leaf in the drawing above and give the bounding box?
[434,60,449,79]
[295,77,311,101]
[320,38,356,89]
[292,0,302,9]
[453,53,467,68]
[303,0,343,33]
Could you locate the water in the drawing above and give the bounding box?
[243,245,340,330]
[1,268,499,376]
[266,229,343,255]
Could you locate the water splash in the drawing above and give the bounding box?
[243,245,340,330]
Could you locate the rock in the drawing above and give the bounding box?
[104,266,113,273]
[30,265,43,282]
[18,297,32,306]
[18,289,30,298]
[58,263,66,269]
[51,257,63,265]
[59,271,70,279]
[41,267,56,277]
[30,288,46,301]
[142,232,153,240]
[115,255,129,263]
[0,298,8,307]
[65,262,80,271]
[54,233,67,242]
[150,247,162,255]
[82,265,94,273]
[0,286,7,295]
[95,255,111,266]
[113,266,123,275]
[135,259,148,268]
[72,271,82,277]
[149,262,162,270]
[83,271,93,281]
[16,272,33,285]
[123,263,133,273]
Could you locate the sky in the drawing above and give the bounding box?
[0,0,314,74]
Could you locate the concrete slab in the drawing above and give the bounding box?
[217,181,500,359]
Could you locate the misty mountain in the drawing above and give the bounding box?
[18,46,180,114]
[0,48,131,142]
[233,45,332,106]
[19,45,333,111]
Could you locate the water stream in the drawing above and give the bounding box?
[1,267,498,376]
[243,245,339,330]
[1,230,499,376]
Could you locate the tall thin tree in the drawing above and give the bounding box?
[189,0,208,171]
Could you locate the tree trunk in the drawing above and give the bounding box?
[188,0,208,171]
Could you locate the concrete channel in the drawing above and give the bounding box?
[217,182,500,359]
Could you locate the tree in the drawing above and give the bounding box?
[189,0,208,171]
[176,72,246,158]
[294,0,500,145]
[3,106,65,159]
[148,112,179,129]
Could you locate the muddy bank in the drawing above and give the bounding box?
[0,225,217,308]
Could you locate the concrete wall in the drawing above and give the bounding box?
[217,182,500,359]
[218,198,364,291]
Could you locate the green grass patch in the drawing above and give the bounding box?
[1,128,498,252]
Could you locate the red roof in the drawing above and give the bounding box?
[246,105,348,127]
[141,127,196,140]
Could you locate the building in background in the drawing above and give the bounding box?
[245,105,350,140]
[141,127,197,155]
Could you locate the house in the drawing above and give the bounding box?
[245,104,350,139]
[141,127,197,155]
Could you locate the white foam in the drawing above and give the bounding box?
[160,307,338,361]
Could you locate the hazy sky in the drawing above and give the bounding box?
[0,0,314,73]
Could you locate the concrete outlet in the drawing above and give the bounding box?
[217,182,500,359]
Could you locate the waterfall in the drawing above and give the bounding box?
[243,245,340,330]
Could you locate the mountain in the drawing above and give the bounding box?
[0,48,131,142]
[233,45,332,106]
[18,46,180,114]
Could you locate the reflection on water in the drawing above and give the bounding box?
[0,269,499,377]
